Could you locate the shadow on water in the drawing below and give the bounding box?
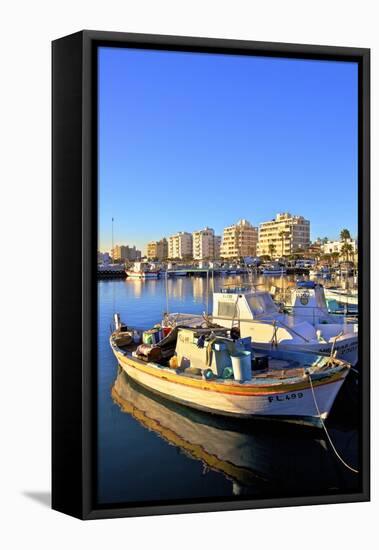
[111,369,361,500]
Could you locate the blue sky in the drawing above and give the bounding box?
[98,47,358,252]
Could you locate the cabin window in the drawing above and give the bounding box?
[246,296,265,315]
[218,301,238,318]
[246,294,278,315]
[260,293,279,313]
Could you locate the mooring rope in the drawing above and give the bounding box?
[308,373,359,474]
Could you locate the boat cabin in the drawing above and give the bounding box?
[289,281,329,320]
[213,286,279,324]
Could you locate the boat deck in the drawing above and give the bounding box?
[114,339,317,386]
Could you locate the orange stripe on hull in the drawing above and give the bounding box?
[115,351,346,397]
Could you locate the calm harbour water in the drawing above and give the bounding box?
[97,274,360,506]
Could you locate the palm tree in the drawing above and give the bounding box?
[331,251,340,264]
[340,242,354,262]
[340,228,351,242]
[268,243,276,259]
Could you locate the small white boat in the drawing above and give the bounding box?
[126,261,160,279]
[324,287,358,306]
[110,321,350,427]
[164,282,358,365]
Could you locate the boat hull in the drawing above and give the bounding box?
[324,289,358,306]
[114,352,348,426]
[126,271,160,279]
[251,338,358,366]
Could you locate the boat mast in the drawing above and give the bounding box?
[111,217,114,264]
[165,268,169,314]
[206,268,209,314]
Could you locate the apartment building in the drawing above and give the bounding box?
[168,232,193,259]
[112,244,141,261]
[147,238,168,260]
[220,219,258,259]
[257,212,310,257]
[192,227,221,260]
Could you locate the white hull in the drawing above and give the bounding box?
[126,271,160,279]
[251,339,358,367]
[324,289,358,306]
[116,354,347,425]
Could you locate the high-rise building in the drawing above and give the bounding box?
[214,235,222,259]
[147,238,168,260]
[220,219,258,259]
[192,227,221,260]
[112,244,141,261]
[257,213,310,257]
[168,232,193,260]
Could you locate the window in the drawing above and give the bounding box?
[218,301,238,318]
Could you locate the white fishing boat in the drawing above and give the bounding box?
[110,318,350,427]
[126,261,160,279]
[324,287,358,306]
[164,281,358,365]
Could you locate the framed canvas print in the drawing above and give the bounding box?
[52,30,370,520]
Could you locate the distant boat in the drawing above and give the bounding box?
[110,321,350,427]
[261,263,286,276]
[324,287,358,306]
[126,261,160,279]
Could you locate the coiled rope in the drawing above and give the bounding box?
[308,373,359,474]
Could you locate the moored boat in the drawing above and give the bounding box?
[261,263,286,276]
[163,281,358,365]
[110,320,350,427]
[126,261,160,279]
[324,287,358,306]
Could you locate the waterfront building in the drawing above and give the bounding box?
[214,235,222,259]
[168,232,193,260]
[192,227,221,260]
[257,213,310,258]
[147,238,168,260]
[220,219,258,259]
[112,244,142,262]
[322,238,357,256]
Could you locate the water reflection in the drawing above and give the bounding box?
[112,370,359,498]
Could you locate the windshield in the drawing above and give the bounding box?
[246,293,278,316]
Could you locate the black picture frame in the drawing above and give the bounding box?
[52,30,370,520]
